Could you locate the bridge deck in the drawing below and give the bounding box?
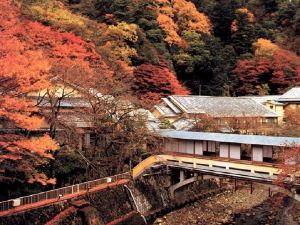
[132,155,280,182]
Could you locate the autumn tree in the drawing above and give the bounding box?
[132,63,190,107]
[275,145,300,188]
[71,76,161,177]
[190,114,220,132]
[281,108,300,137]
[0,0,59,186]
[235,39,300,95]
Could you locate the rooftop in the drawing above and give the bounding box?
[159,130,300,147]
[279,87,300,102]
[240,95,282,104]
[169,96,279,118]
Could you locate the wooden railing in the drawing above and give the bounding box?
[131,155,161,179]
[0,172,130,212]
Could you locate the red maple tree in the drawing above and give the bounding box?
[235,48,300,95]
[132,63,190,106]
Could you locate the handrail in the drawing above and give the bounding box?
[131,155,161,179]
[0,172,130,212]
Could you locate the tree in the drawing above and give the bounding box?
[132,63,190,106]
[275,145,300,188]
[157,13,185,46]
[0,0,59,186]
[231,7,256,55]
[235,39,300,95]
[73,77,161,177]
[211,0,241,41]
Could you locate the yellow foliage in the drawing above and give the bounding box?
[236,7,255,23]
[172,0,212,34]
[254,38,279,56]
[157,13,184,45]
[107,22,138,43]
[25,0,86,28]
[155,0,212,45]
[100,22,138,64]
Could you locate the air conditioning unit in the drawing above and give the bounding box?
[106,177,112,183]
[12,198,21,207]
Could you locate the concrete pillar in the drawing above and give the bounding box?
[84,133,90,148]
[180,170,185,182]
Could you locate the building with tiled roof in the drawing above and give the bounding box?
[152,95,280,131]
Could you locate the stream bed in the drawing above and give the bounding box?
[152,184,300,225]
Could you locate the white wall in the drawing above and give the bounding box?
[171,139,179,152]
[195,141,203,156]
[220,143,229,158]
[253,145,263,162]
[186,140,194,154]
[230,144,241,159]
[178,140,186,153]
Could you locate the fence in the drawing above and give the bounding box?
[0,172,130,212]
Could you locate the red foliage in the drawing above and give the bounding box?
[133,63,190,106]
[234,49,300,95]
[0,0,114,185]
[275,146,300,187]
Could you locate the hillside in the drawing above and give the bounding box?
[18,0,300,102]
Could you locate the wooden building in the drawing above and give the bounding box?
[160,130,300,163]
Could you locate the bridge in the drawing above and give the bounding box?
[1,131,300,217]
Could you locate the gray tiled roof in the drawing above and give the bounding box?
[172,118,195,130]
[241,95,282,104]
[155,104,178,117]
[159,130,300,147]
[36,97,91,108]
[279,87,300,102]
[169,96,278,118]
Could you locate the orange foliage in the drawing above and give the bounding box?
[236,7,255,23]
[156,0,212,46]
[28,173,57,186]
[14,135,59,159]
[172,0,212,34]
[254,38,279,56]
[0,0,95,184]
[157,13,185,46]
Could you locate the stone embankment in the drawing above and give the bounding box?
[153,184,300,225]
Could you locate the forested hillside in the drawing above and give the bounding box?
[0,0,299,200]
[18,0,300,102]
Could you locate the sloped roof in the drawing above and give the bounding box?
[159,130,300,147]
[279,87,300,102]
[241,95,283,105]
[172,118,195,130]
[35,97,91,108]
[168,96,279,118]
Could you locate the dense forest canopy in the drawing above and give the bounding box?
[16,0,300,100]
[0,0,300,197]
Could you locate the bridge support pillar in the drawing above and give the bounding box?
[180,170,185,182]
